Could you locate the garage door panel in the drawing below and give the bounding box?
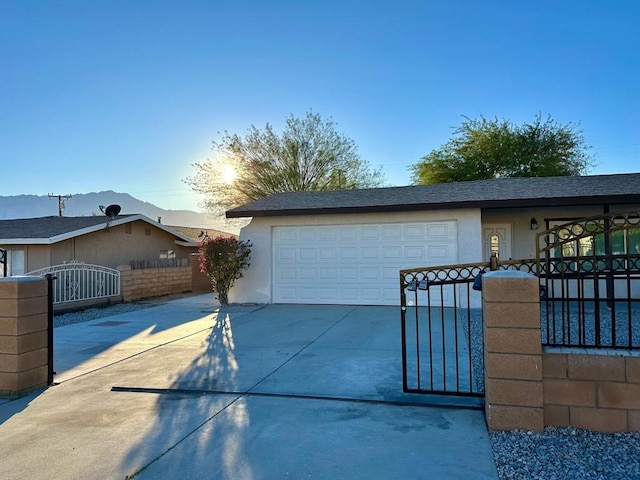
[428,245,453,260]
[427,223,455,240]
[340,268,359,280]
[382,225,402,238]
[279,268,297,281]
[278,248,296,262]
[340,248,358,260]
[404,225,424,238]
[361,226,379,239]
[361,267,380,280]
[340,288,358,302]
[361,247,378,258]
[405,246,425,259]
[340,227,359,240]
[320,248,338,260]
[273,221,458,305]
[319,227,338,241]
[382,246,402,259]
[319,267,337,280]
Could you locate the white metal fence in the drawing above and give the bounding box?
[26,262,121,304]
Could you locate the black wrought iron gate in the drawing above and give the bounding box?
[400,262,487,399]
[400,258,538,401]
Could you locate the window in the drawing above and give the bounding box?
[489,234,500,259]
[145,228,151,236]
[5,249,25,276]
[125,224,132,234]
[160,250,176,260]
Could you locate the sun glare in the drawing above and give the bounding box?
[220,164,237,185]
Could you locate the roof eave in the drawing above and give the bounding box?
[225,194,640,218]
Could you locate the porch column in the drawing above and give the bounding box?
[482,271,544,431]
[0,277,49,394]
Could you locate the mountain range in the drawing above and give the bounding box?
[0,191,244,234]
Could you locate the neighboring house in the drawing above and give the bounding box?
[225,173,640,306]
[168,226,237,242]
[0,214,199,275]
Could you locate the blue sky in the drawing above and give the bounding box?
[1,1,639,212]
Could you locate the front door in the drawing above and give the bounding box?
[482,224,512,261]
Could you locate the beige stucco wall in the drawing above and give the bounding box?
[230,209,482,304]
[48,220,196,269]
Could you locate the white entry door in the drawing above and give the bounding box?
[482,224,512,261]
[272,221,458,305]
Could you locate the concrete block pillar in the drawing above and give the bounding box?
[482,271,544,431]
[0,277,49,394]
[117,265,133,302]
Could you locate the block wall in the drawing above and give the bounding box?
[0,277,49,394]
[482,271,640,433]
[543,351,640,433]
[118,266,193,302]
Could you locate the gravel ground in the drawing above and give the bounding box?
[53,301,159,328]
[491,428,640,480]
[463,307,640,480]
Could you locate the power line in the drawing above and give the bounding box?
[48,193,72,217]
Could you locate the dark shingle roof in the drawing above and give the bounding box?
[0,215,124,239]
[0,215,198,246]
[226,173,640,218]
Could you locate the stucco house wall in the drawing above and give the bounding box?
[48,220,195,269]
[1,215,199,276]
[23,245,50,273]
[230,209,481,304]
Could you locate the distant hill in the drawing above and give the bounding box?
[0,191,246,234]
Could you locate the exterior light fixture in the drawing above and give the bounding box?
[530,217,538,230]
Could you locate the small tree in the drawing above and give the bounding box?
[199,236,252,305]
[410,114,592,185]
[185,111,385,214]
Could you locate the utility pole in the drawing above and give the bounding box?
[48,193,72,216]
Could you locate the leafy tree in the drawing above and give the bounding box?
[186,111,385,213]
[410,114,592,185]
[199,236,252,305]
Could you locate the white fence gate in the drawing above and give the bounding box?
[26,262,121,304]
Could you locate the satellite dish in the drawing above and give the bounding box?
[104,204,121,218]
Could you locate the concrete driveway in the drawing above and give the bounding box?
[0,294,498,479]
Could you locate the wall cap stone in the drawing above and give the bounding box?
[544,347,640,358]
[484,271,536,280]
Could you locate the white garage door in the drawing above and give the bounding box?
[272,221,458,305]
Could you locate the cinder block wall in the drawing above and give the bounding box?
[543,351,640,433]
[118,266,193,302]
[0,277,49,394]
[483,271,640,433]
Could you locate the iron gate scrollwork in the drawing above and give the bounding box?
[537,211,640,349]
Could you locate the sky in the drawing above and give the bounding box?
[1,1,639,213]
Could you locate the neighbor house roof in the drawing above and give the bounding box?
[226,173,640,218]
[0,214,198,246]
[168,226,237,242]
